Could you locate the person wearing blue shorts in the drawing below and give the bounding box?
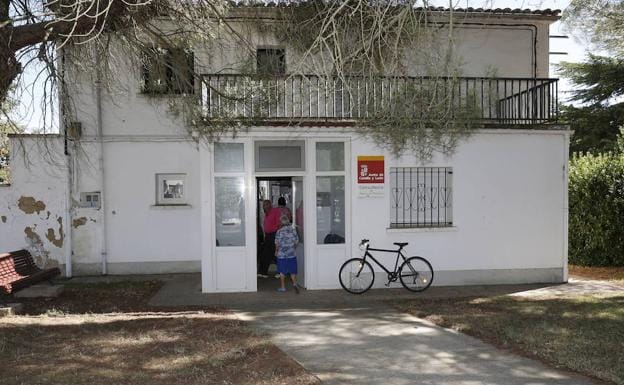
[275,215,300,293]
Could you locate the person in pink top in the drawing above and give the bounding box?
[258,200,281,277]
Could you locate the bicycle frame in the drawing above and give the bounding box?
[362,246,410,283]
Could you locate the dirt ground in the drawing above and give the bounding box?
[0,281,321,385]
[569,265,624,282]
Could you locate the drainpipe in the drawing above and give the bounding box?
[95,49,108,275]
[61,48,73,278]
[65,159,73,278]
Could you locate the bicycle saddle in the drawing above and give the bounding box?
[394,242,408,247]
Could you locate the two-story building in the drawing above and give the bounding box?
[0,4,569,293]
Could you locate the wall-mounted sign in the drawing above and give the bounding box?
[357,156,384,198]
[357,156,384,184]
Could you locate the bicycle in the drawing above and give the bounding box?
[339,239,434,294]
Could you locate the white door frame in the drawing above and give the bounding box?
[254,173,309,288]
[202,134,352,293]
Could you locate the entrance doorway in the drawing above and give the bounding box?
[256,177,305,291]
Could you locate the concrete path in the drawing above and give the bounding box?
[148,274,559,308]
[148,275,614,385]
[237,305,600,385]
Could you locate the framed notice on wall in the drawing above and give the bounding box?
[357,156,384,198]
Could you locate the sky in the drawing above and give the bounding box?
[9,0,592,132]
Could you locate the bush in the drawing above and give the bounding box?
[569,152,624,266]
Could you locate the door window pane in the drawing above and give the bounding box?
[215,143,244,173]
[316,176,345,244]
[316,142,344,171]
[215,177,245,246]
[255,140,305,172]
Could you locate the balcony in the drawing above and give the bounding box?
[201,74,558,125]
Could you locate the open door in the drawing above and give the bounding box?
[292,176,305,288]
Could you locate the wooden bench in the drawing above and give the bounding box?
[0,250,61,294]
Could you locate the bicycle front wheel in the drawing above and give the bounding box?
[339,258,375,294]
[399,257,434,292]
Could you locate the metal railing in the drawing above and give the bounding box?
[201,74,558,124]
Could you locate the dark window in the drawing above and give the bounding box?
[390,167,453,228]
[142,48,195,94]
[256,48,286,76]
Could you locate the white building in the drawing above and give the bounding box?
[0,5,569,292]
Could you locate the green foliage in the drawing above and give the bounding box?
[569,152,624,266]
[360,78,482,158]
[564,0,624,56]
[558,55,624,105]
[560,102,624,153]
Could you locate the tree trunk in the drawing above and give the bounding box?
[0,0,17,105]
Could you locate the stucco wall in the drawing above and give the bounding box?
[0,128,569,287]
[0,136,69,271]
[349,129,568,285]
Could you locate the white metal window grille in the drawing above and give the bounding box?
[390,167,453,228]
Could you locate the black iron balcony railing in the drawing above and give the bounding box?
[201,74,558,124]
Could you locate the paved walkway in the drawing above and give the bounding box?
[237,306,599,385]
[147,275,621,385]
[148,274,560,309]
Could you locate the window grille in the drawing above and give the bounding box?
[390,167,453,228]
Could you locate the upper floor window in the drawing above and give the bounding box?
[142,48,195,94]
[256,48,286,76]
[390,167,453,228]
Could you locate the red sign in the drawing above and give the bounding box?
[357,156,384,184]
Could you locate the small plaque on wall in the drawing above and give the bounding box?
[358,184,384,198]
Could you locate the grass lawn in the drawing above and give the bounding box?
[569,265,624,283]
[395,294,624,385]
[0,281,320,385]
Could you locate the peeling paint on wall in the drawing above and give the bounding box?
[46,217,65,248]
[24,226,42,244]
[18,197,46,215]
[72,217,87,228]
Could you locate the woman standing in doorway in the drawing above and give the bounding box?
[275,215,300,293]
[277,196,292,223]
[258,199,280,278]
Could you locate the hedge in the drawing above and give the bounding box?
[569,152,624,266]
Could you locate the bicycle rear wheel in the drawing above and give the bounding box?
[399,257,434,292]
[339,258,375,294]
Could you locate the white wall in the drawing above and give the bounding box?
[71,139,202,274]
[0,128,569,287]
[348,129,568,285]
[105,141,201,262]
[0,136,70,271]
[202,128,568,292]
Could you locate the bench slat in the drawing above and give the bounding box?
[0,249,60,294]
